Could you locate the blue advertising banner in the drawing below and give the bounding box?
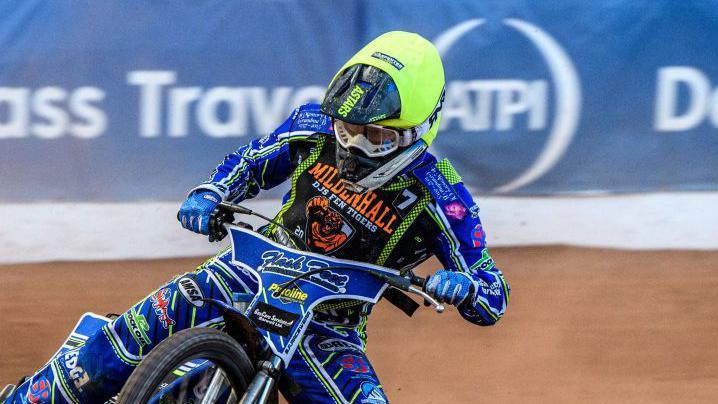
[1,0,717,201]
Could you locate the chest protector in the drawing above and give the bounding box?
[271,136,432,270]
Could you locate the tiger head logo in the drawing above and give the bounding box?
[305,196,354,253]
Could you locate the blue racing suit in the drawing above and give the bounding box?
[8,104,509,403]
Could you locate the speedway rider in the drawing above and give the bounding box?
[6,31,509,403]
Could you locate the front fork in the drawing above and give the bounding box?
[240,355,283,404]
[201,354,283,404]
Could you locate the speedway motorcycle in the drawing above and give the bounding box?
[112,202,445,403]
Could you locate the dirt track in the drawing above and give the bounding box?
[1,247,717,403]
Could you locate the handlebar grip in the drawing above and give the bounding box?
[408,273,427,290]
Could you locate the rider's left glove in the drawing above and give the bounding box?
[425,270,474,306]
[178,190,222,235]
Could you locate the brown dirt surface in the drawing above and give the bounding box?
[1,247,717,403]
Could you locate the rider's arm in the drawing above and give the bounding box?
[190,104,331,202]
[428,182,510,326]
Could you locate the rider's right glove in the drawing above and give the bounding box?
[177,190,222,235]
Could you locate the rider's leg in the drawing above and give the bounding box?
[280,305,389,404]
[6,249,256,404]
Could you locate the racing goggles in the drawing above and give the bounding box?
[333,87,445,158]
[334,119,427,158]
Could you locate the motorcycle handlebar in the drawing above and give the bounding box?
[218,201,253,215]
[211,202,444,313]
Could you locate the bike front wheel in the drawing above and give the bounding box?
[117,327,255,403]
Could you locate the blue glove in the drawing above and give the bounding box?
[425,270,474,306]
[178,190,222,234]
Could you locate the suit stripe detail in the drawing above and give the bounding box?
[102,326,142,365]
[297,335,346,404]
[50,360,79,404]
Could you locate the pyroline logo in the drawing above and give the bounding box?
[433,19,582,193]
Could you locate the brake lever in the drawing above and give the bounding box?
[405,271,436,309]
[376,271,444,313]
[408,286,444,313]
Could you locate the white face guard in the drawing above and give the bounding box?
[349,140,428,192]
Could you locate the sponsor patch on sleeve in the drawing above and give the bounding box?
[177,275,205,307]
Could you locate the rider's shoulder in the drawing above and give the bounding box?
[411,153,477,213]
[277,103,333,139]
[434,157,463,186]
[411,153,464,187]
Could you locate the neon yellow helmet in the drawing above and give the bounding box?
[321,31,445,146]
[320,31,445,192]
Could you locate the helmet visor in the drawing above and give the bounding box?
[334,119,401,157]
[321,65,401,125]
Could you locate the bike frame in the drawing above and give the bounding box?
[166,213,444,404]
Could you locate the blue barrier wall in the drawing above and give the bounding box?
[1,1,717,201]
